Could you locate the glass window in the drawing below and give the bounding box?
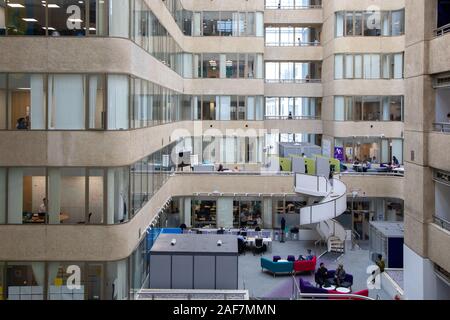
[335,55,344,79]
[47,0,86,36]
[109,0,130,38]
[218,11,233,36]
[393,53,403,79]
[0,74,4,129]
[47,262,86,300]
[48,74,85,130]
[334,96,345,121]
[8,74,45,130]
[265,97,279,118]
[238,54,246,78]
[280,27,294,46]
[107,75,129,130]
[225,54,238,78]
[363,96,381,121]
[88,75,105,130]
[0,0,5,35]
[6,262,45,300]
[354,55,363,78]
[89,0,107,36]
[6,0,46,35]
[364,11,381,36]
[390,96,403,121]
[48,168,86,225]
[192,199,217,228]
[202,54,220,78]
[354,12,363,36]
[265,27,279,46]
[391,10,404,36]
[345,55,354,78]
[265,62,279,82]
[202,12,220,36]
[88,169,104,224]
[280,62,294,81]
[336,12,344,37]
[346,12,354,36]
[202,96,216,120]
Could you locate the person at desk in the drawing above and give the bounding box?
[240,210,248,227]
[393,156,400,167]
[16,118,28,130]
[38,198,47,215]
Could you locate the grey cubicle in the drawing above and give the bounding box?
[149,234,238,290]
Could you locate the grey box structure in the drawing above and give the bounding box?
[278,142,322,159]
[369,222,404,269]
[150,234,238,290]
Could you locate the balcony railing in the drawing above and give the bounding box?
[435,23,450,37]
[264,115,320,120]
[433,122,450,133]
[265,41,321,47]
[265,5,322,10]
[434,215,450,232]
[265,79,322,84]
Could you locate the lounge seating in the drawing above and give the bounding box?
[299,278,328,294]
[260,257,293,277]
[294,256,317,274]
[327,270,354,289]
[273,256,281,262]
[287,255,296,262]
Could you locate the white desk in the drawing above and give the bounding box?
[245,237,273,252]
[336,287,351,294]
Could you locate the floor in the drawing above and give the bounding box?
[237,239,391,300]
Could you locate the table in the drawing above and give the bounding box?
[245,237,273,252]
[336,287,351,294]
[322,284,336,291]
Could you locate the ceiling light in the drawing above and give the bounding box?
[7,3,25,8]
[22,18,38,22]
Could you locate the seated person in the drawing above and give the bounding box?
[334,264,347,287]
[316,263,329,287]
[16,117,28,130]
[299,249,314,261]
[376,254,385,273]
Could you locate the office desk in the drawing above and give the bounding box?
[245,237,273,252]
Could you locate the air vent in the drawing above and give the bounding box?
[433,170,450,185]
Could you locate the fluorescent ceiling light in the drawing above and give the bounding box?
[68,18,83,22]
[7,3,25,7]
[22,18,38,22]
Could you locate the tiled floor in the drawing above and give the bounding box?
[237,239,391,300]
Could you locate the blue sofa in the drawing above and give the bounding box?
[327,270,354,288]
[260,257,293,277]
[299,278,328,294]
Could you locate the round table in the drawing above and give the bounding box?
[336,287,351,294]
[322,285,336,291]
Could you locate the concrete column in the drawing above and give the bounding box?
[7,168,23,224]
[48,168,61,225]
[0,168,5,224]
[263,198,273,229]
[217,198,233,228]
[183,197,192,227]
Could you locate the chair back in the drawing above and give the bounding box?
[255,238,263,247]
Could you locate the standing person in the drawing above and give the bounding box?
[280,216,286,243]
[376,254,385,273]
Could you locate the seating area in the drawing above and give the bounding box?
[260,255,317,277]
[299,278,368,299]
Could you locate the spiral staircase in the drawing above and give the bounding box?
[294,173,348,254]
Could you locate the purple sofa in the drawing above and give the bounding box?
[299,278,328,294]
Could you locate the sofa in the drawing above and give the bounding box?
[299,278,328,294]
[327,270,354,289]
[260,257,293,277]
[294,256,317,274]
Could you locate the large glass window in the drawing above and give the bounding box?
[8,74,45,130]
[202,12,220,36]
[192,199,217,228]
[6,262,45,300]
[6,0,46,35]
[0,0,5,35]
[48,0,86,36]
[48,74,85,130]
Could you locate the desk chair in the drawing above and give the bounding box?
[253,238,267,256]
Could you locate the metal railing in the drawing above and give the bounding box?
[265,115,320,120]
[265,41,321,47]
[265,5,322,10]
[435,23,450,37]
[340,171,404,177]
[137,289,249,300]
[433,215,450,232]
[291,275,376,300]
[433,122,450,133]
[265,78,322,84]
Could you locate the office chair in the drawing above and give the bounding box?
[253,238,266,256]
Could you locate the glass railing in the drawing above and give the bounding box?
[265,1,322,10]
[264,115,320,120]
[434,215,450,232]
[265,78,322,83]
